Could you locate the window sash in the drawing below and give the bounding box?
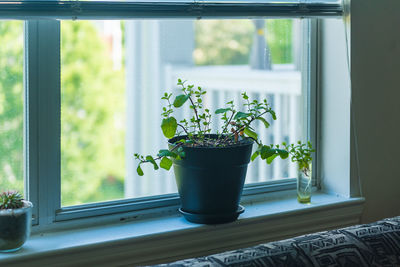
[19,2,323,225]
[1,0,342,20]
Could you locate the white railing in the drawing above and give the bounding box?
[125,64,302,198]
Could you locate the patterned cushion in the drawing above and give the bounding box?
[156,216,400,266]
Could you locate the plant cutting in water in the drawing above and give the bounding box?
[134,79,312,175]
[283,141,314,176]
[283,141,315,203]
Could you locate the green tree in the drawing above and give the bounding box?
[194,19,293,66]
[194,20,253,66]
[266,20,293,64]
[61,21,126,206]
[0,21,24,193]
[0,21,126,204]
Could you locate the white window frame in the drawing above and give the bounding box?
[16,0,341,229]
[25,20,61,226]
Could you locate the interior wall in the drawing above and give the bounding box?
[319,18,351,198]
[351,0,400,223]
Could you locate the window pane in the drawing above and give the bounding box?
[0,21,24,194]
[61,21,126,206]
[61,19,307,206]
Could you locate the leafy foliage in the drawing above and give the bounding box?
[135,80,312,176]
[194,19,293,66]
[0,21,127,205]
[0,190,24,210]
[194,20,253,66]
[60,21,126,206]
[283,141,315,176]
[0,21,24,193]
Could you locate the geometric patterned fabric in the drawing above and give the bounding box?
[155,216,400,267]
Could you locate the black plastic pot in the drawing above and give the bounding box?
[169,135,253,224]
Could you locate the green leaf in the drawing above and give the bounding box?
[270,110,277,120]
[161,117,177,139]
[215,108,230,114]
[260,146,276,160]
[277,149,289,159]
[256,117,270,128]
[251,151,259,161]
[146,155,159,170]
[157,149,177,158]
[175,139,187,144]
[160,157,173,170]
[267,154,278,164]
[234,111,252,120]
[244,127,258,140]
[137,165,144,176]
[173,94,189,108]
[299,161,309,170]
[177,147,186,158]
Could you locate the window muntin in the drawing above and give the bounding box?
[0,20,24,194]
[59,18,307,206]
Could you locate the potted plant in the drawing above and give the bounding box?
[135,79,312,224]
[283,141,315,203]
[0,191,33,252]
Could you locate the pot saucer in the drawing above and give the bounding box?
[179,205,245,224]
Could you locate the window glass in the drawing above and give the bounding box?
[0,21,24,194]
[61,21,126,206]
[61,19,306,206]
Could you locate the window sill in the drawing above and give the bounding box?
[0,191,364,266]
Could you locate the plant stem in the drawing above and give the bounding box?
[222,110,269,144]
[177,123,190,136]
[179,82,202,134]
[188,95,202,133]
[221,111,236,136]
[140,142,184,164]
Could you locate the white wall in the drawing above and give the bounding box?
[319,18,351,198]
[351,0,400,222]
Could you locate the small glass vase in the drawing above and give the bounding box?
[297,162,312,204]
[0,201,33,252]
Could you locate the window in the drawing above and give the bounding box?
[0,0,342,228]
[59,18,307,207]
